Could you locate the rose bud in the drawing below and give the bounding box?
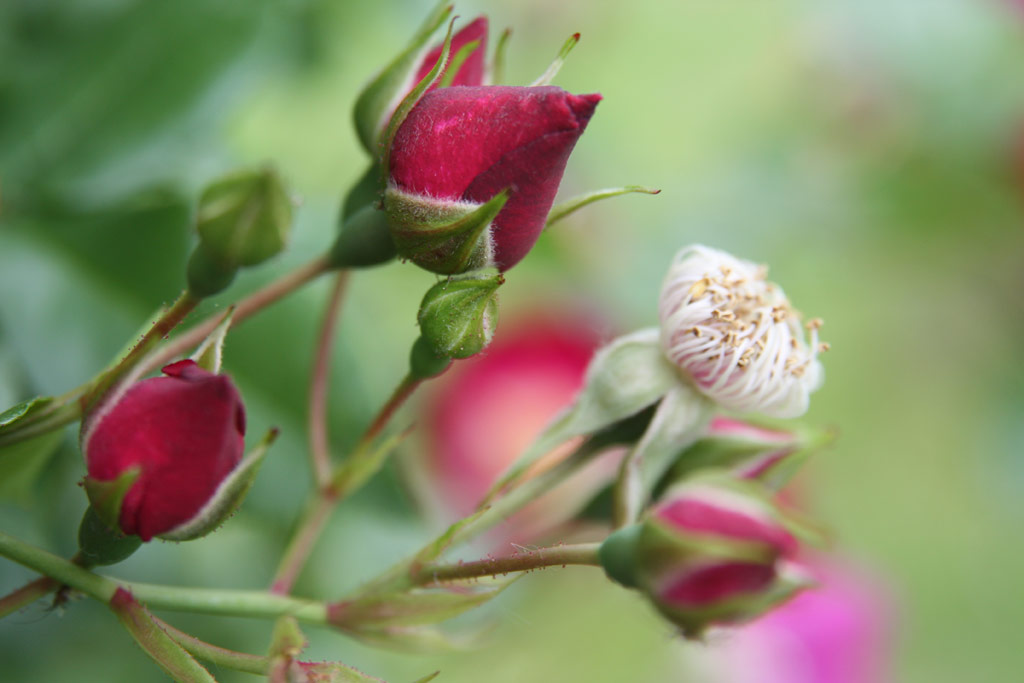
[386,85,601,273]
[659,245,828,418]
[600,476,811,638]
[80,359,258,542]
[692,557,895,683]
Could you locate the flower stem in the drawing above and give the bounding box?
[0,575,59,618]
[308,271,351,487]
[153,616,271,675]
[270,373,423,595]
[0,531,116,602]
[141,255,333,376]
[410,543,601,587]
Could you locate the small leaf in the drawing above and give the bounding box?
[84,467,141,532]
[300,660,387,683]
[190,307,235,374]
[329,576,517,629]
[159,428,278,541]
[0,430,64,504]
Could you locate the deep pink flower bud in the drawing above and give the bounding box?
[82,360,246,541]
[387,85,601,272]
[600,477,810,637]
[413,16,488,90]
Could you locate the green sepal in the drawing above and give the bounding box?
[598,525,642,589]
[411,672,441,683]
[613,384,713,526]
[483,328,680,502]
[386,186,507,275]
[0,397,54,435]
[190,307,234,374]
[409,336,453,380]
[329,204,398,269]
[417,269,503,359]
[159,428,278,541]
[83,467,141,533]
[437,39,481,88]
[546,186,661,229]
[379,16,456,183]
[487,27,512,85]
[530,32,580,87]
[328,576,517,629]
[341,163,382,221]
[268,616,307,659]
[186,242,238,299]
[300,661,388,683]
[77,506,141,567]
[353,1,453,155]
[194,166,293,270]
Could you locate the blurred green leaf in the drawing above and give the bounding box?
[0,429,64,504]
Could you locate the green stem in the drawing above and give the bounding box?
[270,373,423,595]
[308,271,351,487]
[155,616,269,675]
[410,543,601,587]
[0,531,116,602]
[0,575,59,618]
[0,531,328,624]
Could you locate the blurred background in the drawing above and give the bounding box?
[1,0,1023,680]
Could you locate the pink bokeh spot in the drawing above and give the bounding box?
[703,559,895,683]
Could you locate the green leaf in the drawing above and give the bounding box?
[330,576,517,629]
[0,430,64,504]
[160,428,278,541]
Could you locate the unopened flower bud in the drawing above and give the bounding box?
[187,167,293,297]
[353,8,488,154]
[81,360,251,541]
[600,476,809,638]
[659,245,826,418]
[417,269,503,360]
[387,85,601,273]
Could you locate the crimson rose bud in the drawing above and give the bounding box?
[81,360,246,541]
[387,85,601,272]
[600,477,810,638]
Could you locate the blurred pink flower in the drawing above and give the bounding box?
[693,557,894,683]
[421,310,604,520]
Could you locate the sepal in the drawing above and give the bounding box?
[386,186,507,274]
[83,467,140,532]
[417,269,503,359]
[546,186,660,229]
[77,505,142,567]
[352,1,453,154]
[329,204,398,269]
[158,428,278,541]
[190,307,234,374]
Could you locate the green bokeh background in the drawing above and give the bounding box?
[1,0,1022,680]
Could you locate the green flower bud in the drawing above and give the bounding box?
[417,269,503,360]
